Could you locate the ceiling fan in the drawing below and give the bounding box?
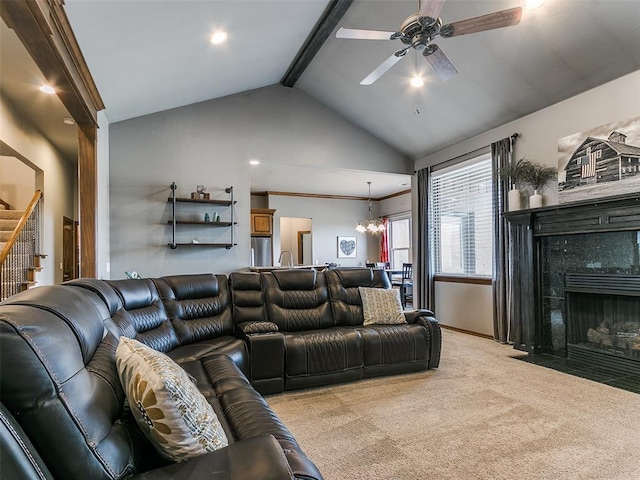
[336,0,523,85]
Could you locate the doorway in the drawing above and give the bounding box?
[62,216,78,282]
[297,230,312,265]
[280,217,312,266]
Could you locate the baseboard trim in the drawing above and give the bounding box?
[440,324,493,340]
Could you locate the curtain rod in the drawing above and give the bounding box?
[424,132,519,173]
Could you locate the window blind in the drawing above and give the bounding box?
[430,154,493,278]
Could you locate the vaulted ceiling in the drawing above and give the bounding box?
[3,1,640,197]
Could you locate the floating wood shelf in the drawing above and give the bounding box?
[167,197,236,206]
[168,242,237,249]
[167,220,235,227]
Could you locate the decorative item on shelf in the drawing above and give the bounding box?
[192,185,208,200]
[204,212,210,222]
[520,159,558,208]
[499,157,529,211]
[213,212,220,223]
[355,181,385,234]
[191,237,200,244]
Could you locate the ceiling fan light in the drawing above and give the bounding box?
[521,0,545,9]
[410,76,424,88]
[210,31,228,45]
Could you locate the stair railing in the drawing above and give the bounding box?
[1,191,43,300]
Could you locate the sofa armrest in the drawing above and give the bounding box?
[237,321,279,335]
[407,310,442,369]
[130,435,294,480]
[234,324,285,394]
[403,309,434,324]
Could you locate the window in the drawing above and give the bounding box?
[430,153,493,278]
[388,216,411,270]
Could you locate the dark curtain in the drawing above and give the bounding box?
[491,136,515,343]
[415,167,434,312]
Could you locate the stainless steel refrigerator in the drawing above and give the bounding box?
[251,237,272,267]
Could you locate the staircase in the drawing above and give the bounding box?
[0,192,45,301]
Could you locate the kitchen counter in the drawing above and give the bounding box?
[249,265,328,272]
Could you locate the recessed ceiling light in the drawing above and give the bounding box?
[39,85,56,94]
[210,31,228,45]
[521,0,545,9]
[249,159,260,165]
[410,76,424,88]
[63,117,75,125]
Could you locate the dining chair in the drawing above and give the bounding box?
[400,263,413,309]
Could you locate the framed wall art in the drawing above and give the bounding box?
[558,115,640,204]
[337,236,357,258]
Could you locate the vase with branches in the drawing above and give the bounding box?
[499,157,530,211]
[520,159,558,208]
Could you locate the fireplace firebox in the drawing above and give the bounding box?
[505,194,640,377]
[565,274,640,375]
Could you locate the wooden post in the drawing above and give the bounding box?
[78,123,97,277]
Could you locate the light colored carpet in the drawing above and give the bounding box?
[268,329,640,480]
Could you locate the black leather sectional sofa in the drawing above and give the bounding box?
[0,268,441,479]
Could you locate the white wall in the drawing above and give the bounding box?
[268,194,371,267]
[378,191,411,218]
[0,155,35,209]
[0,94,76,285]
[109,85,409,277]
[97,110,111,279]
[416,70,640,335]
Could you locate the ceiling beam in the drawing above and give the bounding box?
[281,0,353,88]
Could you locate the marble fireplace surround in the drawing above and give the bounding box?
[505,194,640,375]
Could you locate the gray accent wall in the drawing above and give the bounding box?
[109,85,409,277]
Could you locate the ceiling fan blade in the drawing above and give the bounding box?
[336,27,396,40]
[360,50,407,85]
[440,6,522,38]
[424,44,459,81]
[418,0,446,21]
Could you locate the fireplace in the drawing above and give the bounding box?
[565,274,640,375]
[505,194,640,376]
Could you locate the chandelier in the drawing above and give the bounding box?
[355,182,385,234]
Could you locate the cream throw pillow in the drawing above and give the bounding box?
[358,287,406,326]
[115,337,228,461]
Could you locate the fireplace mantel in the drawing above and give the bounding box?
[504,194,640,354]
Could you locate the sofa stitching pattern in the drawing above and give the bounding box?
[0,408,48,480]
[1,317,121,478]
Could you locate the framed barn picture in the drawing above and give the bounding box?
[558,115,640,204]
[337,236,357,258]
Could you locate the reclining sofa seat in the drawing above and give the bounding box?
[230,268,441,393]
[229,271,285,394]
[0,285,166,479]
[263,269,363,390]
[0,279,322,480]
[326,268,441,376]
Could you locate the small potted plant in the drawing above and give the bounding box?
[520,160,557,208]
[499,157,529,211]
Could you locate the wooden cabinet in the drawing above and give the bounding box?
[167,182,236,249]
[251,209,275,236]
